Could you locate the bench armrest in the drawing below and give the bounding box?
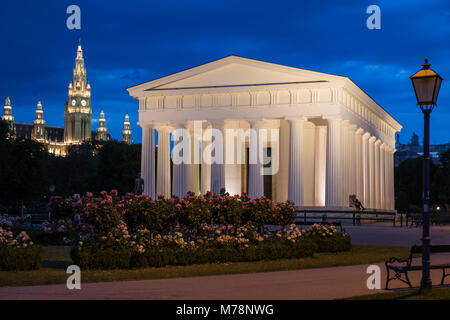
[386,257,410,266]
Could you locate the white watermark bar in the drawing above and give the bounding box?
[171,120,279,175]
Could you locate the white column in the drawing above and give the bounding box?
[141,126,156,198]
[368,136,376,209]
[355,129,364,202]
[389,148,396,210]
[325,117,343,207]
[288,118,307,207]
[186,123,200,195]
[341,120,350,206]
[362,132,370,208]
[201,123,212,195]
[380,144,386,209]
[314,126,327,206]
[348,124,357,198]
[224,120,243,196]
[172,125,188,198]
[375,140,381,209]
[248,121,264,198]
[276,120,290,202]
[385,146,391,210]
[210,122,225,194]
[156,126,172,198]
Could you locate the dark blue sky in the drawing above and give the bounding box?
[1,0,449,144]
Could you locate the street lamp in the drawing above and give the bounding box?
[410,58,443,291]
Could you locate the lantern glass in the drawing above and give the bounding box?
[410,59,443,106]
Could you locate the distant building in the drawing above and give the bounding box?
[1,41,132,155]
[122,113,132,144]
[395,132,450,166]
[96,109,110,142]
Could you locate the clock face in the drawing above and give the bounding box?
[81,100,87,107]
[71,99,76,106]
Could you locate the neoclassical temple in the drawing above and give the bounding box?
[128,56,402,211]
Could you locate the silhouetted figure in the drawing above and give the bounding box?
[135,173,144,195]
[349,195,365,211]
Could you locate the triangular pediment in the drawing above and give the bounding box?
[154,62,327,89]
[128,55,346,94]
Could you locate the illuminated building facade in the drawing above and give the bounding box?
[1,42,129,156]
[122,113,133,144]
[129,55,402,211]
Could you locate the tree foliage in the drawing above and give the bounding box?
[0,119,141,208]
[395,153,450,212]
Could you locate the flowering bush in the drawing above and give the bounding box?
[0,226,42,271]
[45,190,351,269]
[0,227,34,248]
[0,214,32,230]
[49,196,77,220]
[302,224,351,252]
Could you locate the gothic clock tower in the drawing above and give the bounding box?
[64,40,92,143]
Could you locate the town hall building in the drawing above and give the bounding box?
[2,42,132,155]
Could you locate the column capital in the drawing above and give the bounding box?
[247,119,267,129]
[375,139,382,146]
[286,117,308,124]
[154,123,174,132]
[349,124,358,132]
[356,128,364,136]
[323,115,343,123]
[209,120,226,129]
[368,136,377,143]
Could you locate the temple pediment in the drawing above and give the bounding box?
[128,55,346,94]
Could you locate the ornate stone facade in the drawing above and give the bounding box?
[1,42,133,156]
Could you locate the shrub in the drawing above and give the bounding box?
[26,230,68,246]
[71,245,132,270]
[314,233,352,253]
[49,196,76,220]
[72,238,317,270]
[81,191,123,234]
[302,224,352,253]
[0,227,42,270]
[0,246,43,270]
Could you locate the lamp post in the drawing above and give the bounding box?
[410,58,443,291]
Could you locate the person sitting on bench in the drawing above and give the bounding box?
[349,195,365,211]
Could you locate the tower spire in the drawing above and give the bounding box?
[96,108,109,141]
[122,112,132,144]
[33,100,46,141]
[65,40,92,143]
[2,96,14,133]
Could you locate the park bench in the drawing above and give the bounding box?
[385,245,450,289]
[296,210,397,227]
[406,213,450,227]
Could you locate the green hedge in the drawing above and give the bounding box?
[0,245,43,271]
[25,230,67,246]
[314,234,352,253]
[71,239,321,270]
[71,246,133,270]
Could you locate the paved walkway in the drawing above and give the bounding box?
[347,224,450,246]
[1,254,450,300]
[1,225,449,300]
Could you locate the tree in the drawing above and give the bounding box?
[431,150,450,212]
[97,141,141,194]
[0,121,48,214]
[395,156,438,210]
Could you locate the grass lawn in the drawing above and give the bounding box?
[0,244,410,287]
[347,286,450,300]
